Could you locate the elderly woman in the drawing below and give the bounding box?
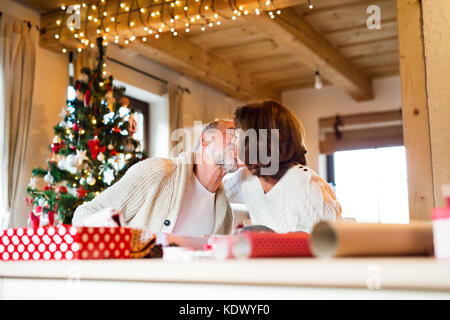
[225,101,341,233]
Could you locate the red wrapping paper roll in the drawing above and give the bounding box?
[211,232,313,259]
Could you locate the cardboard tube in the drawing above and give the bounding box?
[310,221,434,258]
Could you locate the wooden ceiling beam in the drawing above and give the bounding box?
[128,34,281,101]
[245,8,374,101]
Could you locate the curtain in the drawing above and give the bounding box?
[168,82,184,156]
[0,13,38,228]
[319,110,403,154]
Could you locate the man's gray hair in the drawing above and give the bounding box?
[194,120,223,151]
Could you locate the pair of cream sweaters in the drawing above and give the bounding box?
[74,152,341,235]
[72,152,233,235]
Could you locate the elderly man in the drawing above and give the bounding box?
[72,120,238,236]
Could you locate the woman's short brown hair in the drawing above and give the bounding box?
[234,100,307,181]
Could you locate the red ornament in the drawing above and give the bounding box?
[29,211,40,229]
[51,143,62,153]
[56,186,68,193]
[48,211,55,226]
[84,89,91,107]
[77,186,88,198]
[72,123,80,131]
[43,185,53,191]
[24,196,33,207]
[70,145,76,150]
[88,138,106,160]
[110,150,117,156]
[112,127,121,133]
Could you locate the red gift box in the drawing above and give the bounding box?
[0,225,131,261]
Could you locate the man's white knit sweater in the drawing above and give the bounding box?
[72,151,233,235]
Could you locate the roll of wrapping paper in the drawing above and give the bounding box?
[213,232,313,259]
[310,221,434,258]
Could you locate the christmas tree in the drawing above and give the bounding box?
[26,37,146,227]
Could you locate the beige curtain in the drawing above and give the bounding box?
[168,82,184,156]
[0,13,38,228]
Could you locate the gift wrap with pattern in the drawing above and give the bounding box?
[0,225,132,261]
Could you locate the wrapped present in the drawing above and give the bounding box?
[130,228,158,258]
[0,225,131,261]
[210,232,313,259]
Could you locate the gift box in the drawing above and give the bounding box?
[0,225,131,261]
[432,206,450,259]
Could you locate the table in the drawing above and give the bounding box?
[1,257,450,299]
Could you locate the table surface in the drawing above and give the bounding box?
[1,256,450,291]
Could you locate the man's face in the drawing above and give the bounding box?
[204,121,239,173]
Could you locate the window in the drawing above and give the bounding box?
[124,95,149,152]
[332,146,409,224]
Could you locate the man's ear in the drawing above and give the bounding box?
[201,132,210,147]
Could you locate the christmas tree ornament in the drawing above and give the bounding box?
[51,142,62,153]
[79,176,86,185]
[76,150,88,165]
[97,152,105,162]
[57,158,67,170]
[75,89,84,101]
[72,122,80,132]
[58,107,69,118]
[28,177,37,189]
[88,137,106,160]
[124,142,135,152]
[24,196,34,207]
[120,97,129,107]
[77,186,88,198]
[103,168,115,185]
[128,114,137,135]
[29,210,40,229]
[44,172,54,185]
[84,89,91,107]
[39,212,50,227]
[86,175,96,186]
[38,198,47,208]
[108,144,114,150]
[43,185,53,191]
[33,205,43,217]
[48,211,55,226]
[66,154,78,167]
[56,186,68,193]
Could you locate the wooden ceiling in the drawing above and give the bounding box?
[19,0,399,101]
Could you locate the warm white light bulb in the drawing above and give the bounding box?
[314,71,323,90]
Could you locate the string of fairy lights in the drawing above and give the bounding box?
[54,0,315,53]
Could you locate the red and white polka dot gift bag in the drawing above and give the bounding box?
[0,225,131,261]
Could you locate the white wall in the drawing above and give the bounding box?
[282,76,403,175]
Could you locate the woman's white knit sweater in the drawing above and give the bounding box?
[72,151,233,235]
[224,165,342,233]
